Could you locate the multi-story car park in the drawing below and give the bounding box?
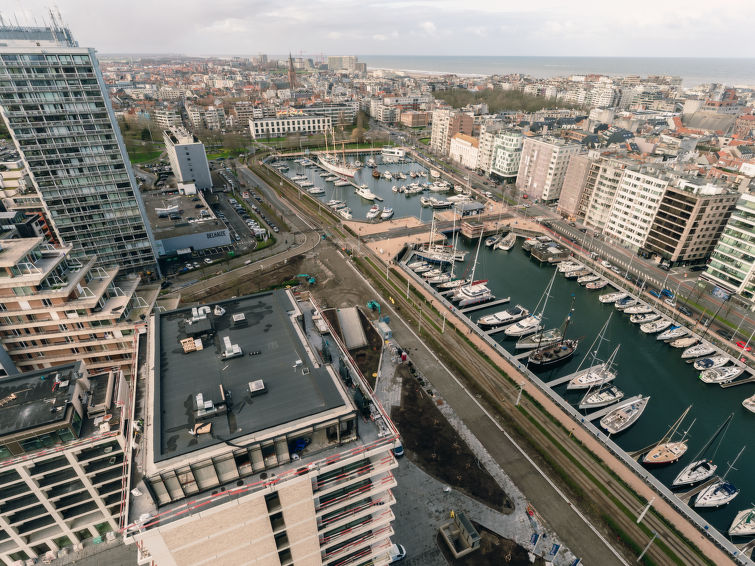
[0,361,133,565]
[124,290,402,566]
[0,236,158,377]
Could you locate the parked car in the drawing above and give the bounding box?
[649,288,661,298]
[676,305,691,316]
[203,258,213,265]
[661,289,674,298]
[689,265,707,272]
[388,544,406,563]
[601,260,612,268]
[392,442,404,458]
[716,329,734,340]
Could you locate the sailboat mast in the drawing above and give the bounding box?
[721,446,746,481]
[469,230,483,283]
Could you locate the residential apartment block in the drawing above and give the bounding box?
[581,158,630,232]
[643,179,737,266]
[489,130,524,180]
[704,194,755,299]
[0,361,132,565]
[162,127,212,190]
[0,24,159,274]
[430,109,473,156]
[603,166,670,251]
[448,134,479,170]
[516,137,581,202]
[249,114,332,140]
[153,109,182,130]
[0,237,157,376]
[557,153,593,219]
[125,290,401,566]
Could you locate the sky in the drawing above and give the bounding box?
[7,0,755,58]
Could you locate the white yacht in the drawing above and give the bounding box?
[624,303,653,315]
[694,447,746,508]
[614,297,638,311]
[504,315,543,337]
[630,312,660,324]
[729,508,755,537]
[567,363,617,390]
[579,385,624,410]
[451,233,494,307]
[743,393,755,414]
[600,396,650,435]
[307,187,325,195]
[657,326,687,341]
[599,291,628,304]
[640,318,672,334]
[355,186,378,201]
[693,355,730,371]
[495,232,517,251]
[338,207,352,220]
[577,274,601,285]
[366,204,381,220]
[699,365,744,384]
[673,413,732,487]
[516,328,563,350]
[681,342,716,359]
[558,260,582,273]
[585,279,609,290]
[380,207,394,220]
[477,305,529,329]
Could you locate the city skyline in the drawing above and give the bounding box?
[10,0,755,58]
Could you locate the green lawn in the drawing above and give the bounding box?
[128,147,162,164]
[418,137,430,145]
[206,148,245,160]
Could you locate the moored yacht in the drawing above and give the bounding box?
[699,365,744,384]
[355,186,377,201]
[673,413,732,487]
[366,204,381,220]
[681,341,715,359]
[642,406,693,466]
[495,232,517,251]
[504,314,542,337]
[744,394,755,414]
[624,303,653,315]
[657,325,687,341]
[729,508,755,537]
[451,280,494,307]
[630,312,660,324]
[579,385,624,410]
[599,291,628,304]
[640,318,672,334]
[380,207,394,220]
[585,279,609,290]
[694,446,746,508]
[615,297,638,311]
[693,355,730,371]
[477,305,529,329]
[600,396,650,434]
[567,363,617,390]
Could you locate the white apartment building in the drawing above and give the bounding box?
[603,166,669,251]
[153,109,182,130]
[249,115,332,139]
[582,158,630,232]
[476,122,503,174]
[124,291,401,566]
[162,127,212,190]
[489,131,524,180]
[516,137,581,202]
[448,134,479,169]
[0,361,133,565]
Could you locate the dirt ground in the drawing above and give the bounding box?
[322,307,383,389]
[391,365,513,513]
[437,522,545,566]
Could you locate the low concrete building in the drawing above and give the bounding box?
[249,113,332,140]
[143,192,230,256]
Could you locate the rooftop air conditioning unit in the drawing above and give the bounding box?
[248,379,267,397]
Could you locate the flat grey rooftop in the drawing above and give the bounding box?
[154,290,347,462]
[0,363,80,438]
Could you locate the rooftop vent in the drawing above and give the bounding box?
[222,336,243,359]
[248,379,267,397]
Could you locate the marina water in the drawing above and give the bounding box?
[453,236,754,536]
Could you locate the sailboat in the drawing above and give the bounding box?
[693,355,730,371]
[694,446,746,508]
[642,406,694,465]
[600,396,650,434]
[504,271,556,337]
[728,508,755,537]
[579,384,624,410]
[657,325,687,341]
[599,291,628,304]
[517,294,576,351]
[743,393,755,414]
[699,365,744,384]
[568,345,620,390]
[318,128,359,177]
[672,413,733,487]
[414,211,468,265]
[681,341,715,359]
[527,297,579,369]
[435,210,466,288]
[451,232,494,307]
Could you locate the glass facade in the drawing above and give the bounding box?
[705,194,755,299]
[0,43,158,275]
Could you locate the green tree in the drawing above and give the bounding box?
[140,127,151,141]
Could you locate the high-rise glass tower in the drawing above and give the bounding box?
[0,20,159,275]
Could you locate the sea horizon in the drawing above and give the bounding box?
[356,55,755,88]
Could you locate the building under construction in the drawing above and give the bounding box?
[125,290,401,566]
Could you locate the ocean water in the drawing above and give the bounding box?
[358,55,755,87]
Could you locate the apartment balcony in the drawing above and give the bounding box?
[322,525,394,566]
[316,473,397,517]
[320,509,395,549]
[4,336,133,357]
[315,455,396,499]
[0,493,40,515]
[12,347,134,369]
[320,491,396,532]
